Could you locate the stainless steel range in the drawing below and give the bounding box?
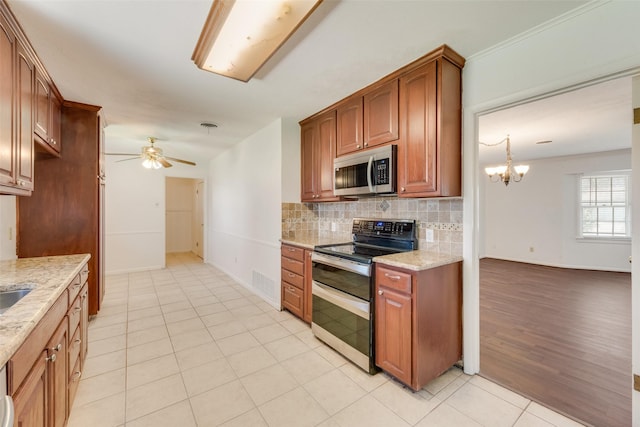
[311,218,417,373]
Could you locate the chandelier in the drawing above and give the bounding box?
[483,135,529,186]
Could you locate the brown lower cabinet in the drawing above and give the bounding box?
[8,261,90,427]
[281,244,312,323]
[375,261,462,391]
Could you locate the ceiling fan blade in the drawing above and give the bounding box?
[165,156,196,166]
[115,157,141,163]
[158,157,173,168]
[105,152,139,156]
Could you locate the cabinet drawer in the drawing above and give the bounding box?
[68,272,83,305]
[281,268,303,290]
[68,357,82,408]
[68,326,81,377]
[282,282,304,318]
[281,245,304,262]
[376,265,412,294]
[281,256,304,276]
[68,294,82,334]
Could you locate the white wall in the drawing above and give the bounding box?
[281,117,301,202]
[0,195,16,260]
[462,1,640,374]
[208,118,286,307]
[482,150,631,272]
[104,155,207,274]
[166,177,195,253]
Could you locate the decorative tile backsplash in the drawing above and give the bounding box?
[282,197,463,256]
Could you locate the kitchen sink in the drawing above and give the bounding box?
[0,289,32,315]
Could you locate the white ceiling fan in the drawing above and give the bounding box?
[106,137,196,169]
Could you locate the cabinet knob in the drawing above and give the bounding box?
[356,145,361,149]
[364,143,368,147]
[401,187,406,192]
[46,353,57,363]
[378,290,383,296]
[52,343,62,352]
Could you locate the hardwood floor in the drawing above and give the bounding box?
[480,258,631,427]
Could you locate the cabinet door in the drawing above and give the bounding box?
[13,351,48,427]
[303,250,312,323]
[80,284,89,365]
[375,285,412,385]
[50,93,61,152]
[0,13,15,188]
[336,96,363,156]
[364,79,399,148]
[15,40,34,191]
[34,69,49,143]
[300,121,316,201]
[47,318,68,427]
[316,110,337,200]
[398,60,437,196]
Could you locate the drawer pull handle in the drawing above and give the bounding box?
[384,273,401,281]
[72,371,82,382]
[75,338,82,345]
[288,273,295,277]
[75,306,82,312]
[288,248,296,252]
[46,353,57,363]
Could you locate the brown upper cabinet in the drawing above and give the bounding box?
[301,110,339,202]
[397,54,463,198]
[336,79,399,157]
[301,45,464,201]
[364,79,399,148]
[35,68,62,155]
[0,9,34,196]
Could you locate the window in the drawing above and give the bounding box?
[579,173,631,239]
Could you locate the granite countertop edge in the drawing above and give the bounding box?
[0,254,91,368]
[281,236,462,271]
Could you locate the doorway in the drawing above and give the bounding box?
[478,77,633,426]
[165,177,205,261]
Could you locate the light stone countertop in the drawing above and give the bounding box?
[280,234,351,250]
[0,254,91,367]
[281,235,461,271]
[373,250,463,271]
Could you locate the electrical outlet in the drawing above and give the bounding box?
[529,247,534,253]
[426,229,434,243]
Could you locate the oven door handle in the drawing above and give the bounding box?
[312,281,370,320]
[311,252,371,277]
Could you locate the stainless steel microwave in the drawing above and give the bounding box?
[334,145,396,197]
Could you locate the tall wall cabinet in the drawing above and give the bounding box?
[17,102,105,315]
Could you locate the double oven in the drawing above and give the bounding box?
[311,218,416,373]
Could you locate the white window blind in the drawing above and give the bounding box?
[579,174,631,239]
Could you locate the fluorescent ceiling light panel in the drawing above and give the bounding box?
[192,0,322,82]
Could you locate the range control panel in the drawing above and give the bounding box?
[352,218,415,239]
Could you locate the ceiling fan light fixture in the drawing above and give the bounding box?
[142,157,162,169]
[192,0,323,82]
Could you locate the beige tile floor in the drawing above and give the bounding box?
[68,252,585,427]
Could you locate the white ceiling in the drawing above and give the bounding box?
[478,76,632,165]
[6,0,592,167]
